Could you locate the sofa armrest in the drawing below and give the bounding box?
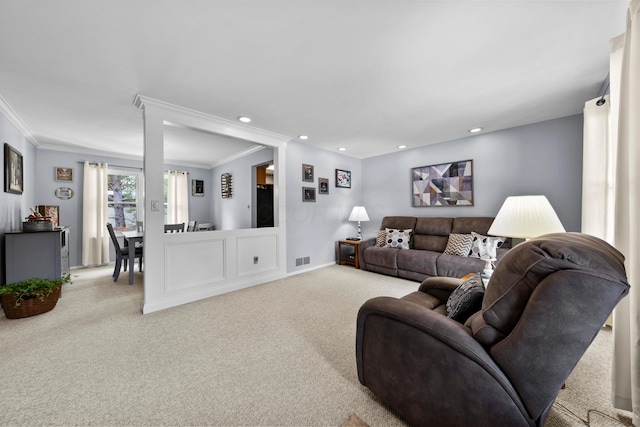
[418,276,463,302]
[357,237,376,270]
[356,296,527,426]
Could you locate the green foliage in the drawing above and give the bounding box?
[0,275,71,307]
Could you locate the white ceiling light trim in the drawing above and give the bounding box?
[468,127,484,133]
[237,116,252,123]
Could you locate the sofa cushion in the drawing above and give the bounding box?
[375,230,387,247]
[451,217,495,234]
[411,217,453,251]
[380,216,417,231]
[443,233,473,256]
[397,249,439,277]
[385,228,412,249]
[436,253,486,278]
[469,232,506,259]
[363,246,398,269]
[446,273,485,323]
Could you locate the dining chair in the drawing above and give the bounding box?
[164,223,185,233]
[187,220,197,232]
[106,223,143,282]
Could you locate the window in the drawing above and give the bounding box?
[108,169,143,232]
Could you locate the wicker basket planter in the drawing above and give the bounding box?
[1,286,61,319]
[0,276,69,319]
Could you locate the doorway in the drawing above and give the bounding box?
[255,162,274,228]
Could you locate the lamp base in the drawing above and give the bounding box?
[481,257,496,277]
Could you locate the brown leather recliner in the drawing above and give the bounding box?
[356,233,630,427]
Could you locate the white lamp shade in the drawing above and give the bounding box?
[348,206,370,222]
[488,195,565,239]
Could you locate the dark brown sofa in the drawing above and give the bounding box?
[358,216,509,281]
[356,233,630,426]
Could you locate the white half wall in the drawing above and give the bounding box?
[134,95,289,314]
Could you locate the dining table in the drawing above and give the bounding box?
[122,229,143,285]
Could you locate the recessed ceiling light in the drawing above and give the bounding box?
[338,147,347,151]
[298,135,309,140]
[237,116,252,123]
[468,127,483,133]
[397,145,407,149]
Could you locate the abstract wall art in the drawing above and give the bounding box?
[412,160,473,207]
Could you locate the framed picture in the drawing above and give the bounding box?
[55,167,73,182]
[318,177,329,194]
[192,179,204,196]
[302,164,314,182]
[335,169,351,188]
[302,186,316,202]
[36,205,60,227]
[4,143,23,195]
[55,187,74,200]
[412,159,473,207]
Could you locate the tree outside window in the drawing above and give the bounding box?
[108,172,140,231]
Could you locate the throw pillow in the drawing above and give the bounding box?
[375,230,387,247]
[446,274,485,323]
[385,228,412,250]
[469,231,506,259]
[443,233,473,256]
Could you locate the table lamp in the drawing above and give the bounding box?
[488,195,565,239]
[348,206,370,240]
[484,195,565,277]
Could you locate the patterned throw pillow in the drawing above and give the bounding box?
[443,233,473,256]
[385,228,412,250]
[375,230,387,247]
[446,274,485,323]
[469,231,506,259]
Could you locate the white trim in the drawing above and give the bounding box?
[0,93,40,147]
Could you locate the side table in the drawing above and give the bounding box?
[338,239,361,269]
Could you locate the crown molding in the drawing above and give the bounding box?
[134,94,292,148]
[0,94,40,147]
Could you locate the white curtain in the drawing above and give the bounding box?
[583,1,640,424]
[82,162,110,266]
[167,170,189,225]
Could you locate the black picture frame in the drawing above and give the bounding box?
[318,177,329,194]
[302,186,316,202]
[4,143,23,195]
[411,159,473,207]
[335,169,351,188]
[192,179,204,196]
[303,164,314,182]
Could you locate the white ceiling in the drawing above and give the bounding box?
[0,1,627,166]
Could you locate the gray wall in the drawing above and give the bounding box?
[34,149,215,267]
[1,112,584,279]
[0,113,36,284]
[285,141,362,272]
[360,115,584,238]
[211,147,274,230]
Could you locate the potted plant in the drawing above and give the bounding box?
[0,275,70,319]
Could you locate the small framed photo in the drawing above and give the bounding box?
[335,169,351,188]
[55,167,73,182]
[302,164,314,182]
[55,187,74,200]
[192,179,204,196]
[318,177,329,194]
[302,186,316,202]
[4,143,23,195]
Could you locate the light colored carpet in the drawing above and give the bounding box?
[0,264,632,426]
